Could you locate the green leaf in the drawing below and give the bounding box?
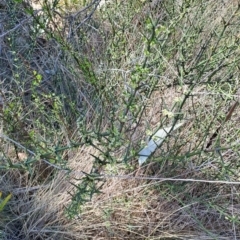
[0,193,12,212]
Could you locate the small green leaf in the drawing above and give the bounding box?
[0,193,12,212]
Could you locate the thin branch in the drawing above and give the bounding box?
[72,0,101,18]
[0,133,35,156]
[68,171,240,185]
[0,133,65,171]
[75,1,101,31]
[97,174,240,185]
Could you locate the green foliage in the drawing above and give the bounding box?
[55,0,240,219]
[0,192,11,212]
[1,0,240,237]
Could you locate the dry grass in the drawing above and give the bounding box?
[2,165,239,239]
[1,0,240,239]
